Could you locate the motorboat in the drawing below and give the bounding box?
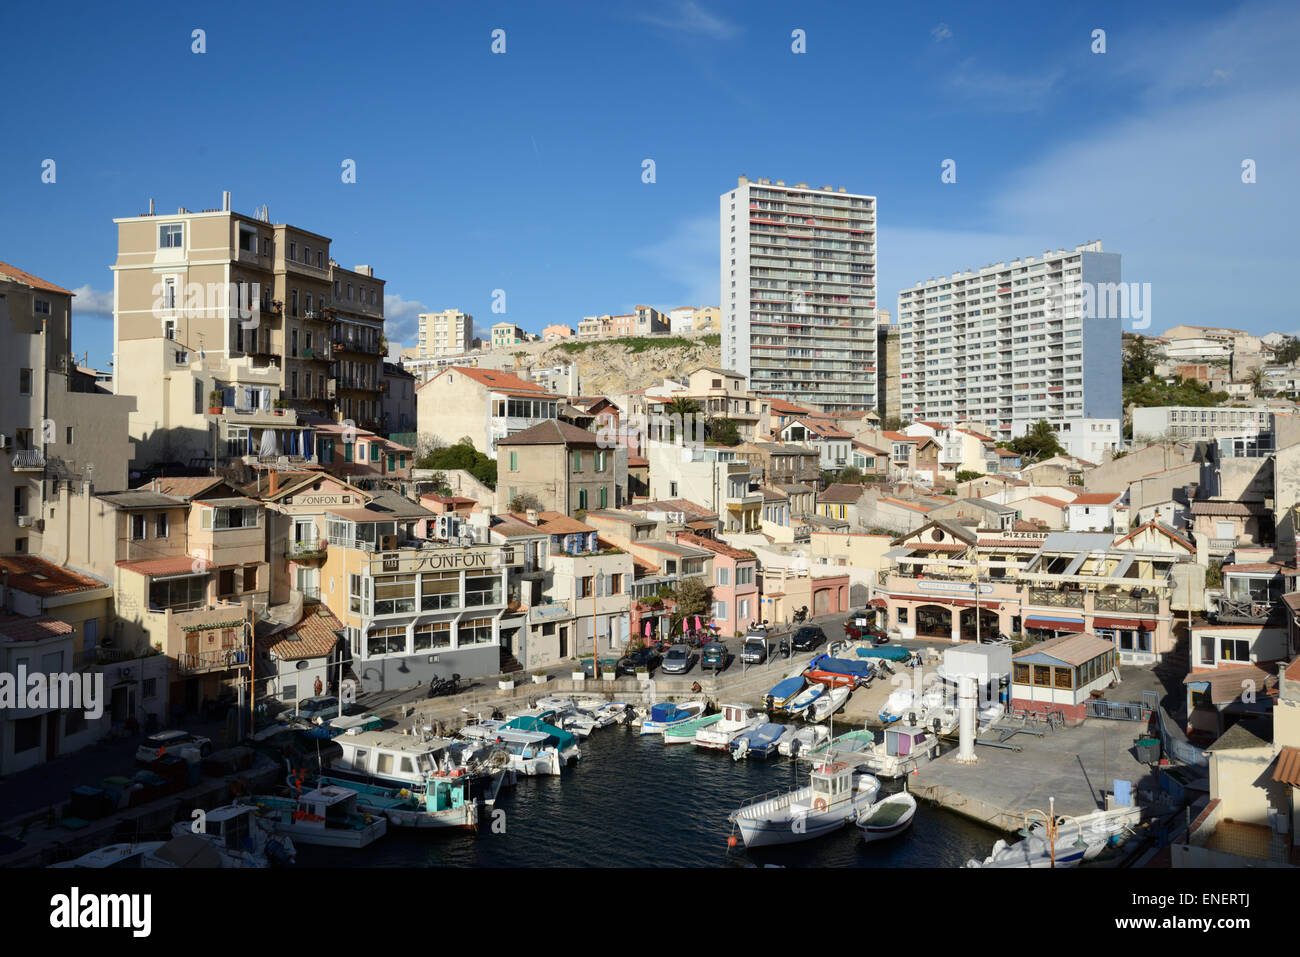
[878,689,915,725]
[588,701,631,726]
[308,774,477,830]
[978,702,1006,730]
[664,712,722,745]
[329,729,505,805]
[495,716,580,775]
[243,786,388,848]
[857,790,917,842]
[810,728,876,762]
[804,654,876,689]
[785,684,825,718]
[776,724,830,758]
[300,713,384,739]
[695,704,762,750]
[731,722,788,761]
[728,762,881,847]
[856,725,940,779]
[763,676,806,712]
[807,685,851,721]
[965,806,1142,868]
[50,835,230,869]
[558,710,599,739]
[170,803,296,866]
[640,701,707,736]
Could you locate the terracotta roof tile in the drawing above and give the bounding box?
[0,556,108,596]
[675,532,755,562]
[1070,492,1122,506]
[0,261,73,295]
[263,606,342,661]
[1273,746,1300,789]
[116,556,213,576]
[0,614,75,643]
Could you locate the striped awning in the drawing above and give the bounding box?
[1024,616,1085,633]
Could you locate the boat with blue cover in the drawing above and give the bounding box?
[854,645,912,662]
[764,676,806,711]
[805,654,876,689]
[731,722,787,760]
[639,701,707,735]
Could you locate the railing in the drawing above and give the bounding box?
[1095,593,1160,614]
[11,449,44,470]
[1206,538,1237,554]
[177,645,249,674]
[286,539,328,560]
[1028,588,1084,608]
[1085,699,1146,721]
[76,646,151,669]
[1217,597,1276,623]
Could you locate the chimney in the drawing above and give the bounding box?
[269,470,280,496]
[526,508,539,525]
[222,190,231,211]
[148,197,155,215]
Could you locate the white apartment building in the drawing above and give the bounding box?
[417,309,473,358]
[1132,406,1273,443]
[721,176,878,413]
[898,241,1122,441]
[1049,418,1122,464]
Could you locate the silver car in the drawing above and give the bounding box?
[660,643,692,674]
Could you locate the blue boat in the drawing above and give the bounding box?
[763,676,806,711]
[854,645,911,663]
[640,701,707,735]
[730,723,788,760]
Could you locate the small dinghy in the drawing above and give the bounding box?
[640,701,707,736]
[857,790,917,843]
[731,722,787,761]
[786,684,825,717]
[764,676,806,712]
[807,685,850,721]
[878,689,915,725]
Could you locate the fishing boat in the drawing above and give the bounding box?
[878,689,915,724]
[856,725,940,779]
[919,705,959,735]
[785,684,825,717]
[731,722,787,760]
[776,723,830,757]
[558,710,599,738]
[695,703,761,750]
[243,785,388,848]
[728,762,881,847]
[307,774,477,830]
[640,701,707,736]
[807,685,851,721]
[170,803,296,866]
[857,790,917,842]
[965,806,1142,868]
[663,712,722,745]
[328,729,505,806]
[763,676,806,712]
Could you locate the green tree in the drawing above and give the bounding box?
[1007,420,1065,461]
[954,469,983,483]
[1274,336,1300,365]
[415,437,497,489]
[837,465,864,484]
[667,577,713,632]
[508,491,544,513]
[880,415,906,432]
[705,417,741,446]
[1122,337,1158,386]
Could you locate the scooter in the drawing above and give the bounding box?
[792,606,809,624]
[426,673,462,698]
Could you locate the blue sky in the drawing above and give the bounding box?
[1,0,1296,370]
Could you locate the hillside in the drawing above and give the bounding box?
[529,334,721,397]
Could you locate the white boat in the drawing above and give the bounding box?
[244,786,388,848]
[776,724,830,758]
[786,684,825,717]
[978,702,1006,729]
[918,705,959,735]
[695,703,761,750]
[878,689,915,724]
[857,725,940,779]
[728,762,881,847]
[171,803,296,866]
[807,685,850,721]
[51,835,232,869]
[535,695,578,713]
[965,806,1142,868]
[559,711,599,738]
[640,701,707,736]
[857,791,917,842]
[589,701,631,726]
[309,774,478,830]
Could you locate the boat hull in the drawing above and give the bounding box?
[857,794,917,843]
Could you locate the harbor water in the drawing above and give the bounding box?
[295,723,1001,868]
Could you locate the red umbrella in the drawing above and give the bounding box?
[644,620,651,638]
[694,615,703,632]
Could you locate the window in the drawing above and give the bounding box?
[509,451,517,471]
[33,298,51,316]
[1053,667,1073,690]
[374,574,417,615]
[159,223,183,248]
[414,621,451,651]
[155,514,169,538]
[131,514,147,540]
[243,566,257,592]
[465,574,501,607]
[577,488,587,511]
[459,617,493,646]
[18,369,31,395]
[239,229,257,253]
[595,450,606,472]
[717,567,730,586]
[669,481,678,497]
[1219,637,1250,662]
[65,426,74,445]
[713,600,729,620]
[598,486,607,508]
[218,569,236,595]
[579,576,594,599]
[572,451,583,472]
[1032,665,1052,687]
[420,571,460,610]
[289,242,297,261]
[367,625,406,657]
[736,565,754,586]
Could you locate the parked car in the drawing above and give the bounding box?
[135,729,212,764]
[277,695,345,724]
[661,644,693,674]
[616,647,662,676]
[741,635,770,665]
[701,641,729,672]
[791,625,826,652]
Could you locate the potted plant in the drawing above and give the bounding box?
[208,390,224,414]
[600,661,618,681]
[272,398,290,416]
[531,670,548,685]
[572,661,587,681]
[497,673,516,692]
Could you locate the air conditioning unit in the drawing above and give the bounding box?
[16,516,34,528]
[380,534,399,551]
[118,666,133,680]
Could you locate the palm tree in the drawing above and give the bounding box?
[660,396,703,442]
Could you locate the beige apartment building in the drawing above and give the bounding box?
[329,263,386,433]
[1,262,136,556]
[111,193,385,469]
[417,309,474,357]
[495,420,620,513]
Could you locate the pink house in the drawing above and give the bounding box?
[676,532,759,637]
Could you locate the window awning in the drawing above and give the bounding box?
[869,598,887,608]
[1093,617,1157,631]
[1024,616,1085,632]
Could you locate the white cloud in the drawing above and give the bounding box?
[633,2,739,41]
[383,293,428,352]
[944,57,1064,113]
[70,285,113,319]
[931,23,952,42]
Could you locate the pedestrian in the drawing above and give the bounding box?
[314,676,323,697]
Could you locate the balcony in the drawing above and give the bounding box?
[1027,587,1085,608]
[1216,597,1277,624]
[11,449,44,471]
[286,538,328,561]
[1206,538,1237,557]
[177,644,250,675]
[1094,592,1160,614]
